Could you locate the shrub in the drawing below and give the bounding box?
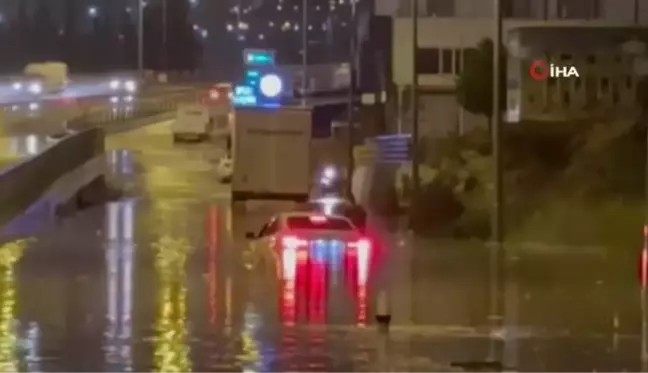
[408,180,464,237]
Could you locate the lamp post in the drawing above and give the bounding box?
[301,0,308,103]
[162,0,167,71]
[492,0,503,243]
[346,0,357,198]
[137,0,144,72]
[622,38,648,371]
[411,0,420,196]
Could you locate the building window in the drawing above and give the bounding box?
[441,49,453,74]
[574,77,582,91]
[626,76,633,89]
[600,77,609,93]
[612,83,620,104]
[563,91,570,105]
[557,0,599,19]
[425,0,454,16]
[560,53,572,61]
[454,49,463,74]
[586,55,596,64]
[502,0,532,18]
[417,48,439,74]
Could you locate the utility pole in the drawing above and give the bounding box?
[347,0,357,198]
[411,0,420,195]
[492,0,503,243]
[162,0,167,71]
[634,0,639,24]
[137,0,144,73]
[301,0,308,104]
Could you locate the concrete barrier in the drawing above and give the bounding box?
[0,127,106,231]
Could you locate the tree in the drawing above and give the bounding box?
[14,0,32,66]
[165,0,201,71]
[118,10,137,70]
[62,0,80,68]
[33,0,59,61]
[455,38,507,131]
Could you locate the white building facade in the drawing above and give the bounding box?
[380,0,648,136]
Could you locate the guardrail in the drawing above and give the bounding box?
[67,90,200,130]
[0,128,104,228]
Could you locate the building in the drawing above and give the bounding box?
[381,0,648,137]
[507,27,648,122]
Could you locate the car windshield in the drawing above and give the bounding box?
[286,216,354,231]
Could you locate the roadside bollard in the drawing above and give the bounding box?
[375,290,391,329]
[375,290,391,371]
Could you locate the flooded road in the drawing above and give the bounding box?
[0,119,646,371]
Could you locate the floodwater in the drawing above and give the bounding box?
[0,119,645,371]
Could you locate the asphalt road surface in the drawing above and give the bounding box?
[0,118,645,371]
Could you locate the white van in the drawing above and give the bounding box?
[172,104,213,142]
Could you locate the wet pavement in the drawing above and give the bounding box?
[0,119,646,371]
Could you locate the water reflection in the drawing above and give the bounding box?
[278,235,371,327]
[8,135,48,157]
[104,200,134,371]
[0,240,28,372]
[153,236,192,372]
[239,304,262,371]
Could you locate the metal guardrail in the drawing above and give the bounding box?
[67,91,200,130]
[0,128,104,228]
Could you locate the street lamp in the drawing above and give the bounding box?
[621,38,648,371]
[492,0,504,243]
[137,0,144,72]
[88,6,98,17]
[411,0,420,196]
[346,0,358,198]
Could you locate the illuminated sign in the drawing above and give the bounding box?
[243,49,276,66]
[259,74,283,98]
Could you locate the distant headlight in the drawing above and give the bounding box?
[12,82,22,90]
[124,80,137,92]
[28,83,42,94]
[109,80,120,90]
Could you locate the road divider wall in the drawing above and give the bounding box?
[0,127,105,230]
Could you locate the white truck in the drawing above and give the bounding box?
[13,62,69,95]
[172,103,213,142]
[231,107,312,202]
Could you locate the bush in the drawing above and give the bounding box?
[408,180,464,237]
[509,198,643,251]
